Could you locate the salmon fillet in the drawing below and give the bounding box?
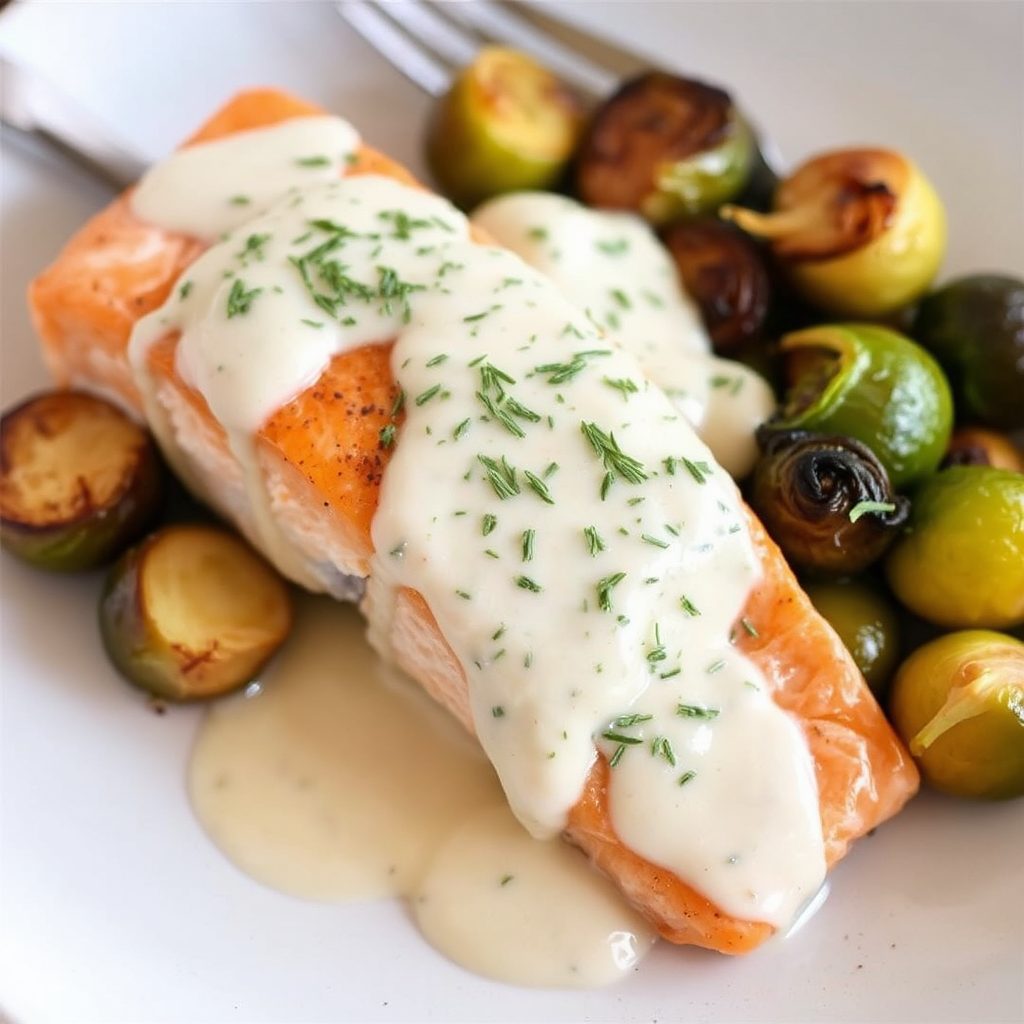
[28,88,919,954]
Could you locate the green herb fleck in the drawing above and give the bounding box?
[596,572,627,613]
[848,500,898,523]
[521,529,536,562]
[583,526,605,557]
[226,278,263,318]
[677,704,720,719]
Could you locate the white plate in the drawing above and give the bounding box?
[1,2,1022,1021]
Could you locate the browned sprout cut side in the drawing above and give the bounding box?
[99,524,293,702]
[0,390,164,571]
[573,71,755,224]
[425,46,585,211]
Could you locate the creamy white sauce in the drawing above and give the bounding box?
[131,116,360,241]
[471,192,776,479]
[130,121,826,932]
[190,595,656,986]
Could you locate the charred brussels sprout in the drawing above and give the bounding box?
[912,274,1024,431]
[99,524,293,702]
[885,466,1024,630]
[765,322,953,490]
[0,390,164,571]
[749,427,909,577]
[659,216,771,353]
[888,630,1024,801]
[425,46,585,210]
[573,71,755,224]
[722,148,946,318]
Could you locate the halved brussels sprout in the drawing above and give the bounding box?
[99,524,293,702]
[888,630,1024,801]
[722,148,946,318]
[425,46,585,210]
[765,322,954,490]
[659,216,771,353]
[912,274,1024,431]
[0,390,164,571]
[749,427,909,577]
[885,465,1024,630]
[573,71,755,224]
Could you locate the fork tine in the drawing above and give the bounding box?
[444,2,618,99]
[340,0,624,104]
[338,1,453,97]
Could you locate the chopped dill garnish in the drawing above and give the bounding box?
[425,353,449,367]
[478,454,520,499]
[677,770,697,787]
[677,704,720,719]
[641,533,670,549]
[482,513,498,536]
[651,735,677,766]
[596,571,627,612]
[226,278,263,318]
[378,423,396,448]
[295,155,331,167]
[604,376,639,400]
[515,575,543,593]
[583,526,605,556]
[681,458,713,485]
[580,421,648,493]
[521,529,536,562]
[741,617,759,637]
[523,470,555,504]
[848,499,898,522]
[415,384,443,406]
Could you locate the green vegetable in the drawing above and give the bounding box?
[765,322,954,490]
[425,46,584,210]
[573,71,755,224]
[888,630,1024,801]
[912,274,1024,431]
[885,465,1024,629]
[749,427,909,577]
[0,390,163,571]
[99,524,293,702]
[722,147,946,318]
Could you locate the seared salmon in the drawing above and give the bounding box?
[28,88,919,954]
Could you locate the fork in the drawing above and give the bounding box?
[336,0,647,104]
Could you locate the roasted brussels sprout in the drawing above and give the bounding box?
[749,427,909,577]
[885,465,1024,630]
[0,390,164,572]
[424,46,585,210]
[942,426,1024,473]
[573,71,755,224]
[888,630,1024,801]
[912,274,1024,431]
[765,322,953,490]
[99,524,293,702]
[803,577,902,696]
[722,148,946,318]
[659,216,771,353]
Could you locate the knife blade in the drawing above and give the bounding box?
[1,54,148,189]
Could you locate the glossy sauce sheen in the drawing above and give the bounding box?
[471,192,776,479]
[190,596,657,987]
[130,117,826,934]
